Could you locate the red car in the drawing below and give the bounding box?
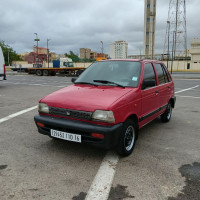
[34,59,176,156]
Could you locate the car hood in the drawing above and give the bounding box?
[40,84,134,112]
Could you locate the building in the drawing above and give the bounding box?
[189,38,200,62]
[143,0,157,58]
[33,46,48,54]
[80,48,91,59]
[110,40,128,59]
[25,52,47,64]
[80,48,107,60]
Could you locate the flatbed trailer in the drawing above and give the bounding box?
[27,67,86,76]
[11,68,29,73]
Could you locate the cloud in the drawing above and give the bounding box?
[0,0,199,56]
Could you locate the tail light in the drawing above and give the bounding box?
[3,64,6,74]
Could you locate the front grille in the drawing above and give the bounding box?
[49,107,92,121]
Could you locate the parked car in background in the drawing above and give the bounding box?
[0,46,6,81]
[34,59,176,156]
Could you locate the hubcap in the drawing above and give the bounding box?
[124,125,135,151]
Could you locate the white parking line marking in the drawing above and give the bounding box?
[0,106,37,124]
[2,81,67,88]
[85,151,119,200]
[176,95,200,99]
[175,85,199,94]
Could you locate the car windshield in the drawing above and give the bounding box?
[75,61,141,87]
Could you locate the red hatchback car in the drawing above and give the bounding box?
[34,59,176,156]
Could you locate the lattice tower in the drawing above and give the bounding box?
[163,0,187,59]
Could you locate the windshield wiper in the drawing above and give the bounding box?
[74,81,98,86]
[93,80,125,88]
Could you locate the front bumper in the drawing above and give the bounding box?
[34,114,123,149]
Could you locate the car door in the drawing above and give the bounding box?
[140,62,159,126]
[154,63,171,110]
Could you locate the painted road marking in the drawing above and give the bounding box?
[176,95,200,99]
[2,81,67,88]
[175,85,199,94]
[0,106,37,124]
[85,151,119,200]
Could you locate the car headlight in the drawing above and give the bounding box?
[92,110,115,123]
[38,103,49,113]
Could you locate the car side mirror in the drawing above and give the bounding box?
[71,78,77,83]
[142,80,156,90]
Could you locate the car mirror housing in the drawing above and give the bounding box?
[71,78,77,83]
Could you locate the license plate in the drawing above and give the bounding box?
[50,129,81,143]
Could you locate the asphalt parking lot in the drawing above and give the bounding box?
[0,74,200,200]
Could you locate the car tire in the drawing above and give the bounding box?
[117,119,137,157]
[161,102,172,122]
[36,70,43,76]
[43,70,49,76]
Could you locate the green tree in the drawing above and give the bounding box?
[65,51,80,62]
[0,41,22,66]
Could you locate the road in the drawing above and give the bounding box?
[0,75,200,200]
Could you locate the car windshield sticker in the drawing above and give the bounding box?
[132,77,138,81]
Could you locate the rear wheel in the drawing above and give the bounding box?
[161,102,172,122]
[117,119,137,157]
[43,70,49,76]
[36,70,43,76]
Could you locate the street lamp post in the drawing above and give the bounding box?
[34,33,40,65]
[100,41,103,55]
[171,31,176,74]
[8,51,9,66]
[47,38,51,68]
[167,20,170,69]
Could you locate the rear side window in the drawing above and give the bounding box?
[142,63,156,89]
[162,64,171,82]
[154,63,168,84]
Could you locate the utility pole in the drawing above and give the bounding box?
[171,31,176,74]
[8,51,9,66]
[100,41,103,55]
[34,33,40,65]
[167,20,170,69]
[47,38,51,68]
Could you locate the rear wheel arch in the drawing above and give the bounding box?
[169,97,175,108]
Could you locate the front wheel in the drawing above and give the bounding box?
[117,119,137,157]
[161,103,172,122]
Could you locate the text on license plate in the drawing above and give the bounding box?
[50,129,81,143]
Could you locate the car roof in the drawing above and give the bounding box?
[100,59,163,63]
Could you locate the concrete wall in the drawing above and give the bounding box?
[9,61,200,72]
[163,61,200,72]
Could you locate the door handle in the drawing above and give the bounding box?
[155,90,159,95]
[168,86,171,89]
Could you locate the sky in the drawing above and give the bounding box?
[0,0,200,56]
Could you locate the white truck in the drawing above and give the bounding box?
[0,46,6,81]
